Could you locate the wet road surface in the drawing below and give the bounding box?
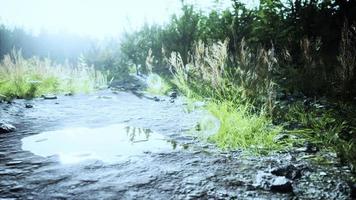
[0,90,354,199]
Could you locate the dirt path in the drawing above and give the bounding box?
[0,90,353,199]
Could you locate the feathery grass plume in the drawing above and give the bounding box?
[169,51,192,97]
[169,39,231,100]
[169,38,279,114]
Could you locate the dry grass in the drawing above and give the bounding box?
[169,38,278,114]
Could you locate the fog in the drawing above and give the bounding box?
[0,0,256,38]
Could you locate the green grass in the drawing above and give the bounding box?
[282,102,356,169]
[166,41,286,155]
[207,101,284,154]
[0,50,107,100]
[163,40,355,168]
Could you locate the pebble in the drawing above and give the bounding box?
[153,97,160,102]
[42,95,57,100]
[271,164,302,180]
[169,91,177,99]
[0,123,16,134]
[319,172,327,176]
[25,104,33,108]
[270,177,293,193]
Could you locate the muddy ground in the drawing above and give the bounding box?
[0,90,354,199]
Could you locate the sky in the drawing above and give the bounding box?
[0,0,257,38]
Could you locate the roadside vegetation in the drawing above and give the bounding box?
[0,50,107,101]
[118,1,356,171]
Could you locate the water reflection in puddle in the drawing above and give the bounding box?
[21,124,174,164]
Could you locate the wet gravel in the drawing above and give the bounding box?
[0,90,354,199]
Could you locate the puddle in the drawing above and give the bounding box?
[21,124,174,164]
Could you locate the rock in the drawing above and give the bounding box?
[254,171,293,193]
[42,94,57,100]
[305,142,319,153]
[25,104,33,108]
[319,172,327,176]
[253,171,272,189]
[169,91,178,99]
[64,92,73,96]
[0,123,16,134]
[271,164,302,180]
[153,96,160,102]
[296,142,319,153]
[270,177,293,193]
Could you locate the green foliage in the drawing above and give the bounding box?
[285,103,344,146]
[208,101,283,154]
[117,1,356,169]
[0,50,107,100]
[168,40,284,154]
[169,39,277,114]
[119,0,356,98]
[281,101,356,170]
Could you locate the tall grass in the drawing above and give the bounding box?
[0,50,107,100]
[169,39,278,114]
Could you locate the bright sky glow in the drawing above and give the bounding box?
[0,0,256,38]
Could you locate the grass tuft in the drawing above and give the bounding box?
[208,101,283,154]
